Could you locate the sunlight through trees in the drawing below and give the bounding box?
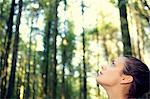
[0,0,150,98]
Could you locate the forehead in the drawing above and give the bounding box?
[114,57,127,68]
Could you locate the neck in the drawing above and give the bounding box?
[105,86,128,99]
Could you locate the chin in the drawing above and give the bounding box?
[96,79,111,87]
[96,78,103,85]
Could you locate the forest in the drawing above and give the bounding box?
[0,0,150,99]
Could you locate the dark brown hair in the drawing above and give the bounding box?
[122,56,149,98]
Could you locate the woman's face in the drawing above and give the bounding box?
[96,57,126,87]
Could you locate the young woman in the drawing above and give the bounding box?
[96,56,149,99]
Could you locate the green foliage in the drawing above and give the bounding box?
[0,0,150,98]
[60,21,76,65]
[109,0,118,5]
[0,0,11,54]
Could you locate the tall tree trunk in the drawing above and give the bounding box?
[33,48,36,99]
[0,0,6,42]
[51,0,58,98]
[135,15,144,61]
[61,66,65,99]
[61,1,67,98]
[25,18,33,99]
[0,0,7,91]
[82,28,87,99]
[116,41,121,56]
[102,37,109,62]
[0,0,16,97]
[43,19,51,98]
[16,76,21,99]
[81,1,87,99]
[6,0,22,98]
[118,0,132,55]
[79,63,82,99]
[61,50,66,99]
[61,43,66,99]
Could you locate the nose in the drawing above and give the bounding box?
[97,65,107,75]
[98,65,107,72]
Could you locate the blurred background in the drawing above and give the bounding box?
[0,0,150,98]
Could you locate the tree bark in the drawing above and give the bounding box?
[33,47,36,99]
[0,0,16,97]
[61,67,65,99]
[82,26,87,99]
[6,0,22,98]
[43,19,51,98]
[102,37,109,62]
[81,1,87,99]
[135,15,144,61]
[61,38,67,99]
[51,0,58,98]
[25,18,33,99]
[79,65,82,99]
[118,0,132,55]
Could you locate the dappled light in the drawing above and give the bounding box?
[0,0,150,99]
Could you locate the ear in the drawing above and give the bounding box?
[120,75,133,84]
